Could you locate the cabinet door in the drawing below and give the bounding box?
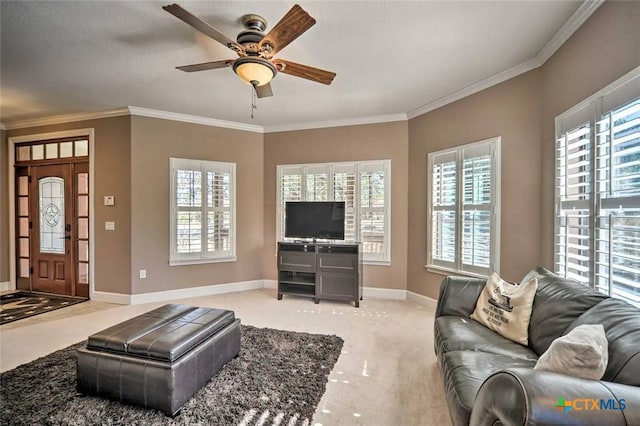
[318,272,357,299]
[279,251,315,273]
[317,253,358,273]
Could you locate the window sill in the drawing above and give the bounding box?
[170,256,237,266]
[425,265,488,280]
[364,260,391,266]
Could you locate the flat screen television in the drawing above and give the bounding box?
[285,201,345,240]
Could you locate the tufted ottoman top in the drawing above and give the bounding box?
[86,304,236,362]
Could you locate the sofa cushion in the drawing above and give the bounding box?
[435,316,538,361]
[565,297,640,385]
[523,267,608,355]
[470,272,538,345]
[440,351,537,426]
[534,324,608,379]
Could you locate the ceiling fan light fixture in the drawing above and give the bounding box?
[232,57,276,87]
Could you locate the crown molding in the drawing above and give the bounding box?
[127,106,264,133]
[536,0,604,64]
[406,57,542,119]
[2,108,130,130]
[263,113,408,133]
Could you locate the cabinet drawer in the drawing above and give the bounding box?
[279,251,315,273]
[317,253,358,273]
[318,272,357,299]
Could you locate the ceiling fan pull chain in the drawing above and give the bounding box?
[250,85,258,119]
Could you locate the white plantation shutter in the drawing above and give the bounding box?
[596,98,640,304]
[207,171,231,253]
[555,69,640,307]
[175,168,202,254]
[305,165,330,201]
[430,152,457,269]
[360,162,389,261]
[427,138,500,277]
[333,164,357,243]
[556,122,592,283]
[461,144,494,274]
[170,158,235,264]
[279,166,303,241]
[277,160,391,263]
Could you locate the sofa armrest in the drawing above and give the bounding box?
[435,276,485,318]
[470,368,640,426]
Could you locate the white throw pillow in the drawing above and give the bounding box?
[470,272,538,345]
[534,324,608,380]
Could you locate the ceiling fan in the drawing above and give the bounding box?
[163,3,336,98]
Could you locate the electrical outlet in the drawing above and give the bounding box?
[105,221,115,231]
[139,269,147,279]
[104,195,115,206]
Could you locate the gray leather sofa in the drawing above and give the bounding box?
[434,267,640,426]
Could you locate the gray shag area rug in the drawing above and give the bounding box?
[0,325,344,425]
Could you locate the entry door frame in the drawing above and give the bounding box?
[8,129,95,298]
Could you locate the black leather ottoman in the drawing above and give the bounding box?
[76,304,241,415]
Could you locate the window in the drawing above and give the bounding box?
[555,69,640,306]
[277,160,390,263]
[170,158,235,265]
[427,137,501,277]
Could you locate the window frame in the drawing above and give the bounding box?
[426,137,501,278]
[169,157,236,266]
[554,66,640,305]
[276,159,391,264]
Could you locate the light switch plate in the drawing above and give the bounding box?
[139,269,147,279]
[105,221,115,231]
[104,195,115,206]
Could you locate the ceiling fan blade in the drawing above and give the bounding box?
[259,4,316,58]
[273,60,336,85]
[255,82,273,98]
[163,4,241,52]
[176,59,234,72]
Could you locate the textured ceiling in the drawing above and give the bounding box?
[1,1,583,128]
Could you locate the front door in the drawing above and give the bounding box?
[31,164,73,295]
[14,137,91,298]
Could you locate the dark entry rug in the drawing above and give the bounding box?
[0,291,87,325]
[0,325,344,425]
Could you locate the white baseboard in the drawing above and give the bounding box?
[91,280,438,307]
[363,286,407,300]
[92,291,132,305]
[406,291,438,309]
[129,279,266,305]
[263,279,277,289]
[0,281,12,292]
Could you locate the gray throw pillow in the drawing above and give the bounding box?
[534,324,608,380]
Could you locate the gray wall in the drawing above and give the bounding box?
[130,116,264,294]
[407,70,542,299]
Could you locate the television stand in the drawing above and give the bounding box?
[277,242,363,307]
